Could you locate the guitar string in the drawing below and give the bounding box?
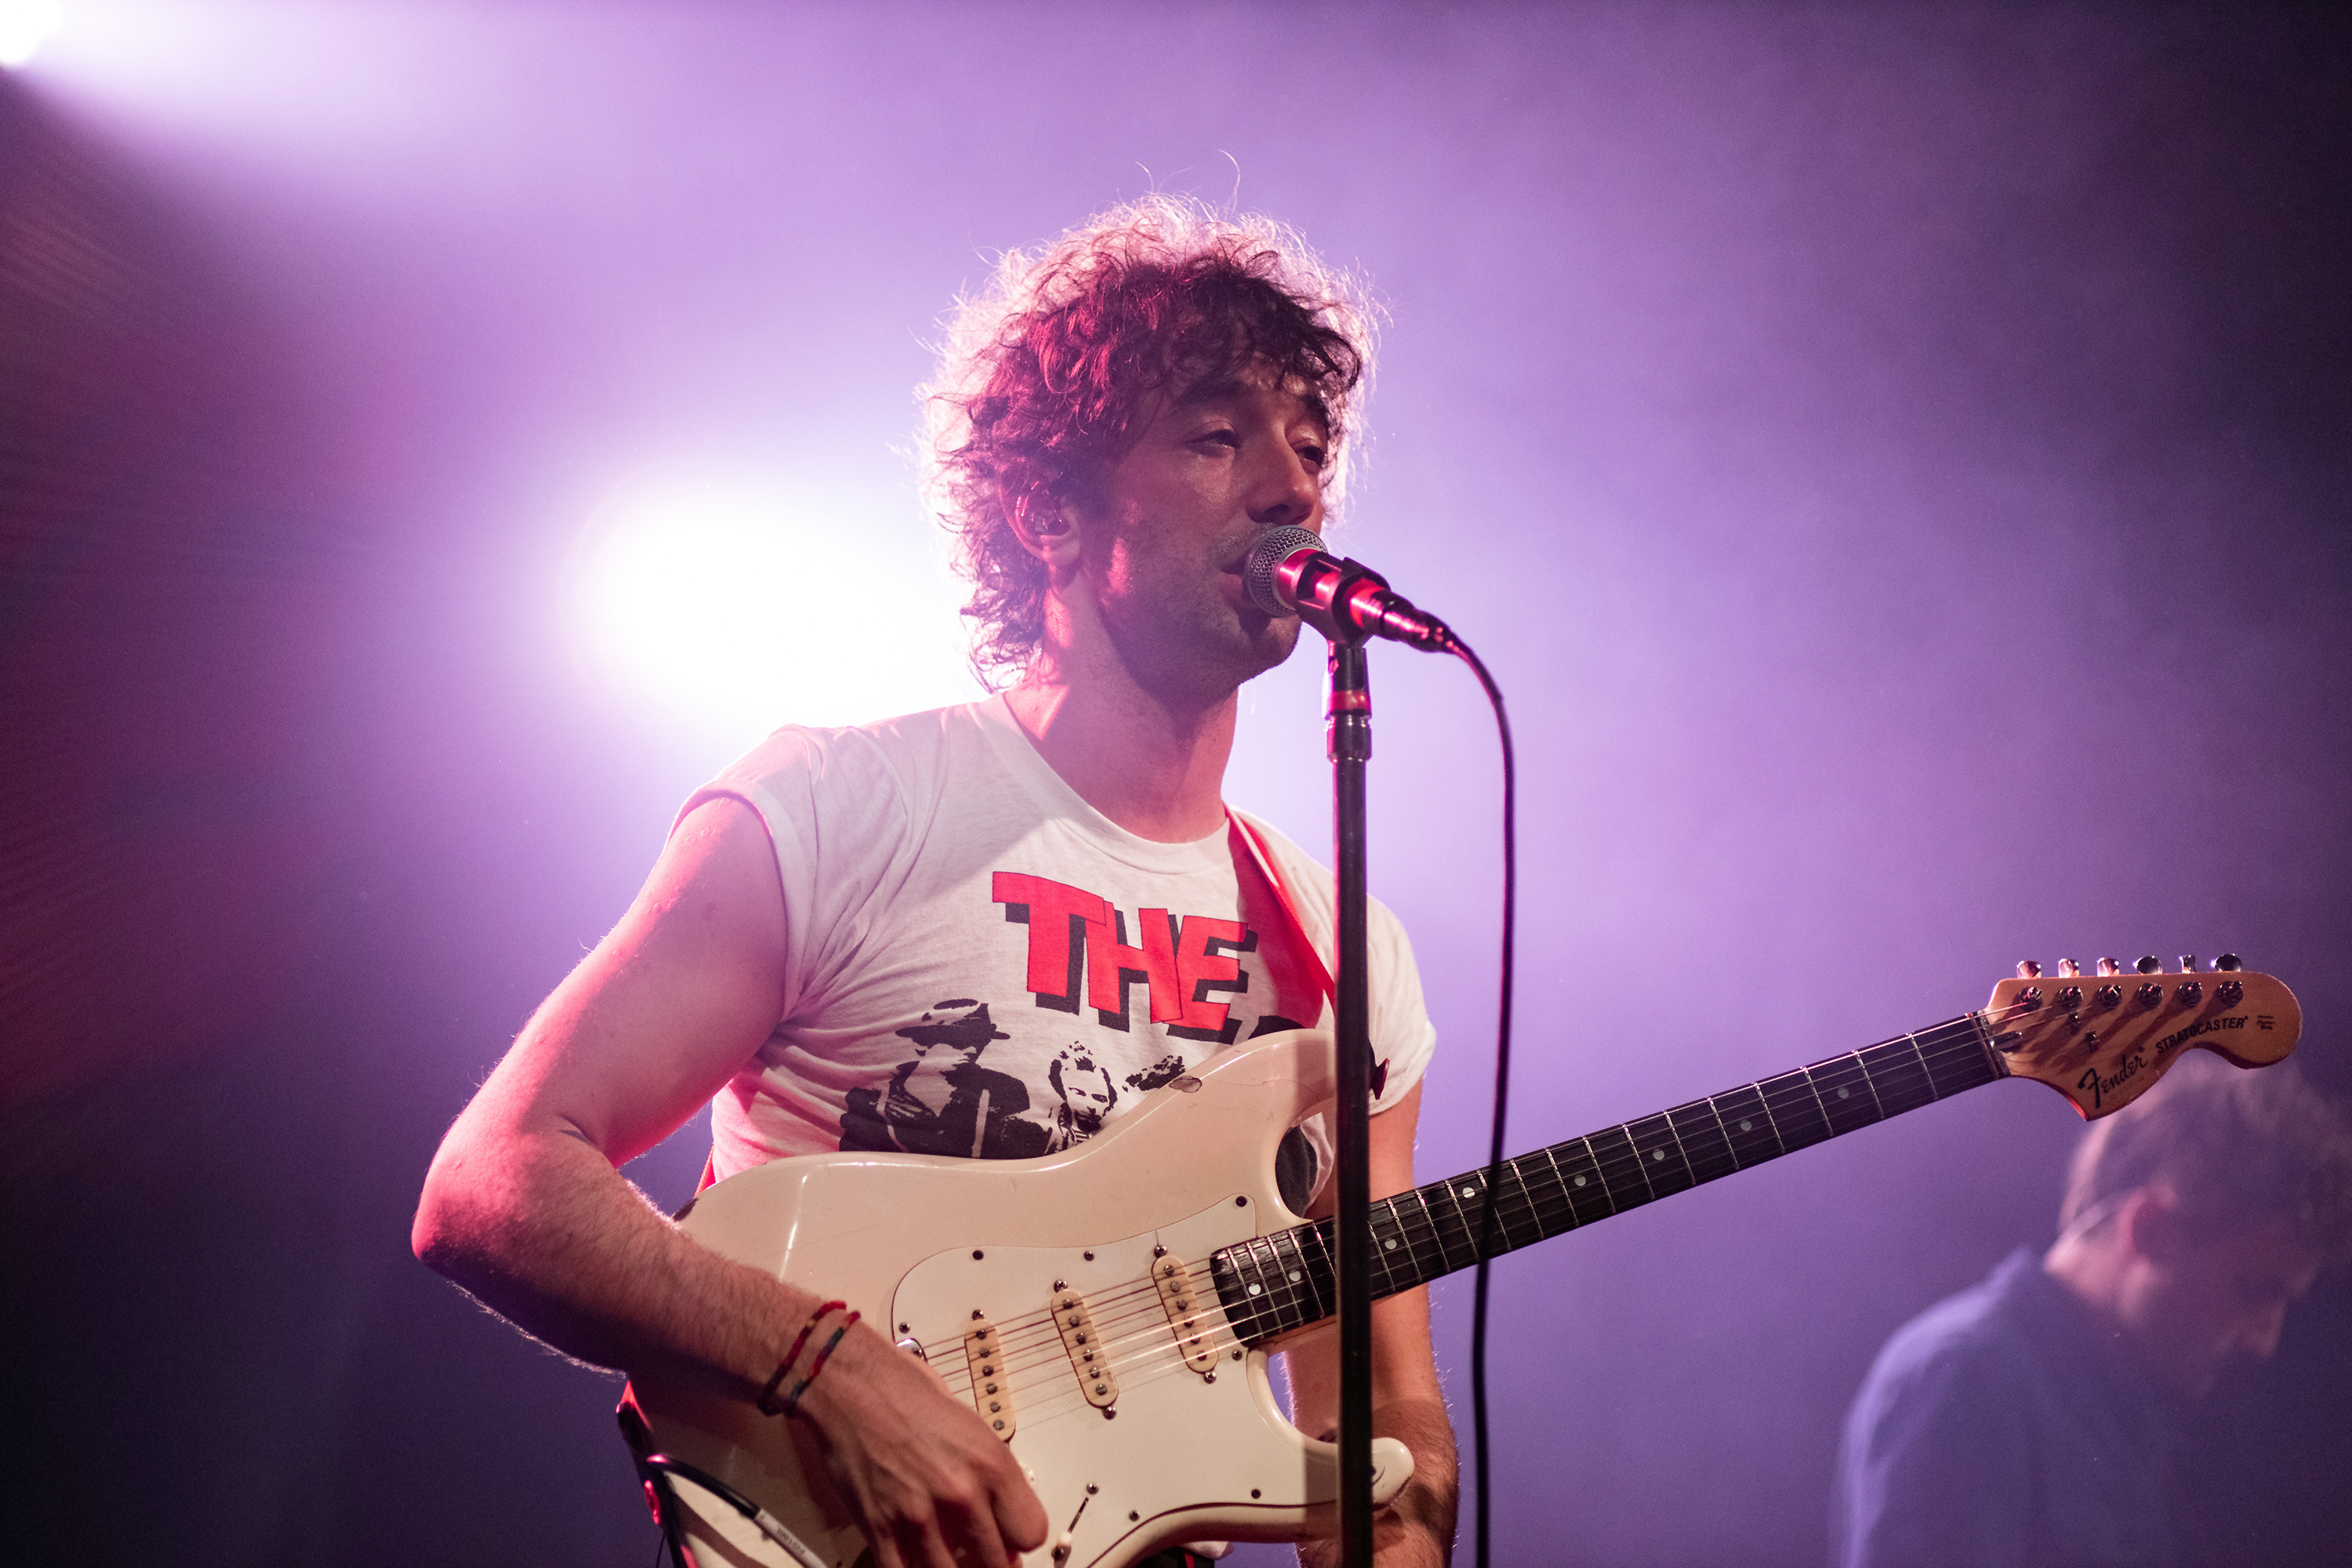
[927,1006,2033,1403]
[920,1004,2038,1392]
[945,1017,2016,1399]
[971,985,2201,1406]
[993,991,2240,1428]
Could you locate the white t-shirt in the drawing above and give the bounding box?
[681,695,1436,1193]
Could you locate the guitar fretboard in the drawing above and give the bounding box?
[1209,1011,2003,1343]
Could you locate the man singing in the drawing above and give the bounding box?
[412,198,1459,1568]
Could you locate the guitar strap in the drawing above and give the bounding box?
[694,811,1347,1196]
[1224,809,1337,1015]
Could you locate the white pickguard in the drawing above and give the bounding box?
[626,1030,1412,1568]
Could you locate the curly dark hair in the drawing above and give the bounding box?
[923,197,1376,683]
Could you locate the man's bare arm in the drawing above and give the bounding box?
[1286,1081,1461,1568]
[411,797,1046,1568]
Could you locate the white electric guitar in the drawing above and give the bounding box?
[617,958,2299,1568]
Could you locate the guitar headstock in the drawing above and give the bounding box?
[1986,955,2301,1119]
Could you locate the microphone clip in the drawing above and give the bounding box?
[1281,552,1454,652]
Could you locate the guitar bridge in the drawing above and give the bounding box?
[964,1319,1015,1439]
[1152,1254,1220,1377]
[1051,1289,1120,1410]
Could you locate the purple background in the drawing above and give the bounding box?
[4,4,2347,1563]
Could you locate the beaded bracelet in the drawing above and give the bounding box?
[757,1301,847,1417]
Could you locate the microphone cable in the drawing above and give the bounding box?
[1446,632,1516,1568]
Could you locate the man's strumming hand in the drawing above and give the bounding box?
[794,1319,1049,1568]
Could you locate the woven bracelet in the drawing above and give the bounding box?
[757,1300,848,1417]
[777,1310,860,1418]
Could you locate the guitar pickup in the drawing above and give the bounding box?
[964,1319,1015,1440]
[1051,1289,1120,1410]
[1152,1253,1220,1377]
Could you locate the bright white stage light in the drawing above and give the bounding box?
[571,476,976,742]
[0,0,64,67]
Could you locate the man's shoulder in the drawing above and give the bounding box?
[712,698,1002,798]
[1855,1251,2060,1428]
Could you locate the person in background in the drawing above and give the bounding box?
[1834,1050,2352,1568]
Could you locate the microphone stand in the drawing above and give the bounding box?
[1323,618,1377,1568]
[1261,529,1452,1568]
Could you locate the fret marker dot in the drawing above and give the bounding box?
[1461,1186,1476,1199]
[1838,1087,1850,1099]
[1573,1176,1587,1186]
[1739,1120,1751,1131]
[1650,1150,1664,1162]
[1288,1270,1302,1282]
[1385,1239,1397,1250]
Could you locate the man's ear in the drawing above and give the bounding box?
[2122,1186,2190,1265]
[1007,489,1087,576]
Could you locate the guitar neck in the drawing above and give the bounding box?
[1210,1011,2005,1342]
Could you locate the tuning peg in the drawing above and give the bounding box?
[2180,954,2197,975]
[2136,955,2161,975]
[2096,958,2122,977]
[2057,959,2081,978]
[2016,960,2042,979]
[2216,953,2242,972]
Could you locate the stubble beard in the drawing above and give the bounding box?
[1098,546,1304,718]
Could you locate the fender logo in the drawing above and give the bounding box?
[2079,1052,2146,1111]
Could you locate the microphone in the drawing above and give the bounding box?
[1243,525,1455,652]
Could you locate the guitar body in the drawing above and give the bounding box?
[626,1029,1413,1568]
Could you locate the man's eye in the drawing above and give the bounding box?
[1196,430,1241,449]
[1297,445,1328,470]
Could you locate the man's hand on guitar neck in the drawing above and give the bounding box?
[1295,1396,1457,1568]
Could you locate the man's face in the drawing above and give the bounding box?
[2124,1211,2321,1399]
[1067,361,1327,705]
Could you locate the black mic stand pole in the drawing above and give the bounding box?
[1324,629,1376,1568]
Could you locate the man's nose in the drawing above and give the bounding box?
[1247,445,1322,529]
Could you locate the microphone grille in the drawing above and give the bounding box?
[1244,525,1325,615]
